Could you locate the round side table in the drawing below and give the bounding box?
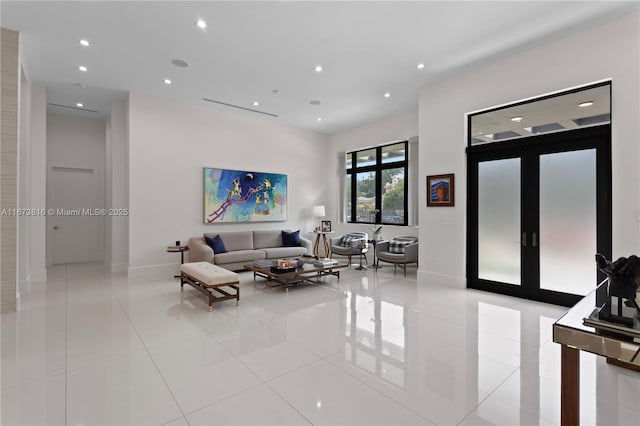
[167,245,189,278]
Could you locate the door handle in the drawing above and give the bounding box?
[522,232,527,247]
[532,232,537,247]
[53,226,60,230]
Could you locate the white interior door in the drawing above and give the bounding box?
[50,167,98,264]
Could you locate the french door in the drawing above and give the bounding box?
[467,125,611,306]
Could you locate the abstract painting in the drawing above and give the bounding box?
[204,167,288,223]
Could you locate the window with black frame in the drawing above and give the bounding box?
[345,141,408,225]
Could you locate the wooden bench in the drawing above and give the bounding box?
[180,262,240,311]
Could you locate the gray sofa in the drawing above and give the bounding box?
[188,230,311,271]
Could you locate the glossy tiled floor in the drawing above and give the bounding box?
[3,263,640,425]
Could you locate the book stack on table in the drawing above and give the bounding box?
[313,258,339,267]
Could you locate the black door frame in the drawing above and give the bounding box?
[467,125,612,307]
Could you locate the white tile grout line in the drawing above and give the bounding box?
[142,276,322,423]
[313,354,437,425]
[454,367,521,426]
[170,274,433,424]
[107,279,190,424]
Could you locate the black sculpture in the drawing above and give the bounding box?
[595,253,640,326]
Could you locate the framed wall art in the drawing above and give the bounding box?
[426,173,454,207]
[204,167,288,223]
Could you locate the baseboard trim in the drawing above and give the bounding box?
[127,263,179,278]
[417,269,466,288]
[110,263,128,273]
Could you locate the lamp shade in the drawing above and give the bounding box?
[313,205,326,217]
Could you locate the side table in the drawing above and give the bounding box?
[367,239,388,270]
[167,245,189,278]
[354,242,368,271]
[312,231,334,257]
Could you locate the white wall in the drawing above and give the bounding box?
[46,112,107,265]
[328,110,419,242]
[127,93,329,276]
[418,10,640,286]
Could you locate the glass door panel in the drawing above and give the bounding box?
[478,158,521,285]
[539,149,597,295]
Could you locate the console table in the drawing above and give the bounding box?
[553,281,640,425]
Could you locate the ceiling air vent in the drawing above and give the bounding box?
[48,103,99,113]
[202,98,279,117]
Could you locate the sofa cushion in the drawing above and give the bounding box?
[214,249,265,265]
[205,234,227,254]
[253,230,282,249]
[281,230,301,247]
[261,246,307,259]
[205,231,253,251]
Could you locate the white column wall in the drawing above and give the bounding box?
[25,84,47,281]
[17,71,30,284]
[127,93,329,276]
[418,10,640,287]
[108,98,129,273]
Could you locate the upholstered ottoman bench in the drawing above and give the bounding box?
[180,262,240,311]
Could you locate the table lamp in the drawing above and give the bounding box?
[313,205,326,231]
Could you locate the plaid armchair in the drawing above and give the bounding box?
[329,232,369,266]
[375,235,418,276]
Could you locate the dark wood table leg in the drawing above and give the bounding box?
[561,345,579,426]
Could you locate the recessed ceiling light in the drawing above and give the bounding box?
[252,101,259,106]
[78,65,88,72]
[417,63,425,69]
[314,65,323,73]
[164,78,172,85]
[384,93,391,98]
[79,39,90,47]
[76,103,84,108]
[317,118,322,122]
[196,19,207,29]
[510,116,523,122]
[579,101,594,107]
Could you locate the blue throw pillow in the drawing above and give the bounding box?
[205,235,227,254]
[282,230,301,247]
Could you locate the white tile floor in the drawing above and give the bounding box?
[2,263,640,425]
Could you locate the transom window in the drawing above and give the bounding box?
[345,141,408,225]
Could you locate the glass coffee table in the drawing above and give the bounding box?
[244,258,348,290]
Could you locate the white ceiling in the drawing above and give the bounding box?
[1,1,635,134]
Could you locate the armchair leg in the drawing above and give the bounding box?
[403,264,407,277]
